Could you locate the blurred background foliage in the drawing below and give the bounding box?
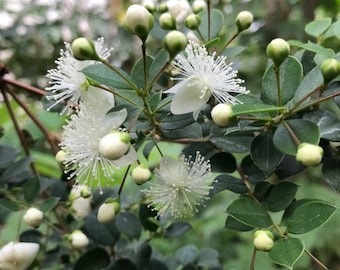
[0,0,340,269]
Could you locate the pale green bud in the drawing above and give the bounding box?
[253,230,274,251]
[192,0,207,13]
[69,230,89,249]
[185,14,201,30]
[266,38,290,67]
[143,0,156,13]
[158,3,168,13]
[164,30,188,59]
[159,12,176,30]
[71,38,100,61]
[124,4,154,42]
[98,131,131,160]
[320,58,340,84]
[211,103,234,127]
[55,150,67,165]
[131,164,152,185]
[235,11,253,32]
[296,143,323,166]
[97,200,120,224]
[23,207,43,228]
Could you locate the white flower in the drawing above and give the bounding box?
[166,0,192,25]
[142,153,213,218]
[23,207,43,228]
[60,103,137,191]
[69,185,92,220]
[0,241,40,270]
[46,37,113,114]
[166,41,248,119]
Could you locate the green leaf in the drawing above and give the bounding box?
[263,182,299,212]
[74,247,111,270]
[250,131,284,177]
[139,204,159,232]
[210,152,236,173]
[82,63,133,89]
[288,40,335,57]
[322,159,340,192]
[305,18,332,38]
[333,20,340,39]
[291,65,323,106]
[133,241,152,268]
[209,134,253,153]
[115,212,142,239]
[211,174,247,196]
[148,91,162,111]
[39,197,60,212]
[175,245,198,265]
[160,113,194,130]
[163,123,202,140]
[273,119,320,155]
[0,157,32,183]
[23,176,40,203]
[226,195,272,228]
[131,55,153,88]
[198,9,224,39]
[232,103,285,116]
[0,144,19,169]
[0,198,20,211]
[197,248,220,268]
[109,259,137,270]
[164,221,192,238]
[262,56,303,106]
[267,238,304,269]
[282,199,337,234]
[148,49,169,82]
[224,216,254,231]
[222,46,245,58]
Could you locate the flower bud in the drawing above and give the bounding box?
[235,11,253,32]
[253,230,274,251]
[166,0,192,25]
[131,164,152,185]
[320,58,340,84]
[97,200,120,224]
[71,38,100,61]
[164,30,188,59]
[98,131,131,160]
[185,14,201,30]
[266,38,290,67]
[0,241,40,270]
[192,0,207,13]
[159,12,177,30]
[124,4,154,42]
[211,103,234,127]
[23,207,43,228]
[69,230,89,249]
[296,142,323,166]
[55,150,67,165]
[69,185,92,220]
[158,3,168,13]
[143,0,156,13]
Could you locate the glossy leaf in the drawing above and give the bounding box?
[109,259,137,270]
[222,46,245,58]
[210,152,237,173]
[74,247,111,270]
[131,55,153,88]
[0,198,20,211]
[148,49,169,82]
[273,119,320,155]
[305,18,332,38]
[209,134,253,153]
[268,238,304,270]
[288,40,335,57]
[39,197,60,212]
[164,221,192,238]
[224,216,254,232]
[282,199,337,234]
[134,241,152,268]
[251,131,284,176]
[198,9,224,39]
[160,113,194,130]
[210,174,247,196]
[262,56,303,106]
[322,159,340,192]
[115,212,142,239]
[23,176,40,203]
[232,103,285,116]
[0,157,32,183]
[0,144,19,169]
[226,195,272,228]
[262,182,299,212]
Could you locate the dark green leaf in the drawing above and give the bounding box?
[147,259,169,270]
[0,144,19,169]
[19,229,43,244]
[288,40,335,57]
[134,241,152,268]
[0,198,20,211]
[0,157,32,183]
[268,238,304,269]
[305,18,332,38]
[109,259,137,270]
[262,56,303,106]
[131,56,153,88]
[232,103,285,116]
[115,212,142,239]
[224,216,254,231]
[149,91,162,111]
[282,199,337,234]
[74,247,111,270]
[163,122,202,139]
[182,142,216,159]
[251,131,284,176]
[175,245,198,265]
[273,119,320,155]
[160,113,194,130]
[226,195,272,228]
[333,20,340,38]
[82,63,133,89]
[148,49,169,82]
[39,197,60,212]
[139,204,159,232]
[114,89,144,106]
[24,176,40,203]
[210,134,253,153]
[210,152,236,173]
[164,221,192,238]
[198,9,224,39]
[263,182,299,212]
[241,155,267,184]
[210,174,247,196]
[197,248,220,268]
[322,159,340,192]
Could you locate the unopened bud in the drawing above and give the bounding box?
[131,165,152,185]
[320,58,340,84]
[185,14,201,30]
[97,200,120,224]
[71,38,100,61]
[266,38,290,67]
[23,207,43,228]
[159,12,176,30]
[235,11,253,32]
[164,30,188,59]
[55,150,67,165]
[98,131,131,160]
[253,230,274,251]
[143,0,156,13]
[296,142,323,166]
[211,103,234,127]
[69,230,89,249]
[192,0,207,13]
[125,4,154,42]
